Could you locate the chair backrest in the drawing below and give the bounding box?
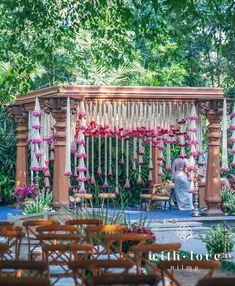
[86,225,126,233]
[86,274,160,286]
[131,243,181,274]
[0,277,51,286]
[22,220,60,260]
[0,227,23,260]
[0,260,48,277]
[196,278,235,286]
[66,219,103,226]
[0,222,15,227]
[69,259,133,285]
[36,225,77,234]
[36,233,82,247]
[157,260,221,286]
[40,241,93,285]
[86,225,126,259]
[104,233,152,260]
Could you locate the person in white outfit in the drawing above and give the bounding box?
[172,156,194,210]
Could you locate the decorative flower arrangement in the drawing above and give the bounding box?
[14,185,37,202]
[122,222,156,254]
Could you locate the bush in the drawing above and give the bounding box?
[202,225,234,256]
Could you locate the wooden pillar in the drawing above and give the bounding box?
[44,98,77,206]
[51,100,68,206]
[152,145,162,185]
[200,100,223,216]
[15,111,28,187]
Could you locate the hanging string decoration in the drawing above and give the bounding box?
[221,99,229,173]
[230,102,235,168]
[76,102,87,195]
[165,134,172,172]
[30,97,42,173]
[41,113,51,189]
[187,104,198,193]
[148,139,154,183]
[157,139,164,177]
[64,98,72,177]
[124,137,131,189]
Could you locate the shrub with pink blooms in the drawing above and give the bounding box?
[14,185,37,202]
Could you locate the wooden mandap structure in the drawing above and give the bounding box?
[7,85,225,216]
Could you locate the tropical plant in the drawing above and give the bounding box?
[24,189,53,214]
[202,225,234,256]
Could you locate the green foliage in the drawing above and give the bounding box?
[24,188,53,214]
[202,225,234,255]
[221,186,235,203]
[0,108,16,204]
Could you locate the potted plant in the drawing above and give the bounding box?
[202,225,234,258]
[24,189,52,214]
[14,185,37,210]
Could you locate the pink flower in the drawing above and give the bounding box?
[188,189,196,193]
[188,114,198,120]
[124,182,131,189]
[137,178,142,185]
[32,111,42,117]
[64,171,73,176]
[32,124,42,129]
[90,178,96,185]
[77,177,87,182]
[76,167,87,172]
[103,182,109,188]
[221,167,230,173]
[165,167,172,172]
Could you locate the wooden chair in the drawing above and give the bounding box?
[104,233,152,261]
[66,219,103,242]
[131,243,181,274]
[0,260,48,278]
[86,274,160,286]
[0,227,24,260]
[0,277,51,286]
[75,193,94,208]
[157,260,220,286]
[98,186,116,208]
[196,278,235,286]
[36,225,78,235]
[86,225,126,259]
[22,220,60,260]
[69,259,134,286]
[140,182,175,211]
[38,233,93,286]
[0,222,15,227]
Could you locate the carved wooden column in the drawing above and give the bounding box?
[199,100,223,216]
[43,98,77,206]
[152,146,162,185]
[7,105,28,187]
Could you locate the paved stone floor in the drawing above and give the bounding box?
[2,206,235,285]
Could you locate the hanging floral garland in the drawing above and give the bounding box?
[230,102,235,168]
[64,98,72,177]
[76,102,87,195]
[157,138,164,177]
[30,97,42,173]
[148,139,154,183]
[221,99,229,173]
[187,104,198,193]
[124,137,131,189]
